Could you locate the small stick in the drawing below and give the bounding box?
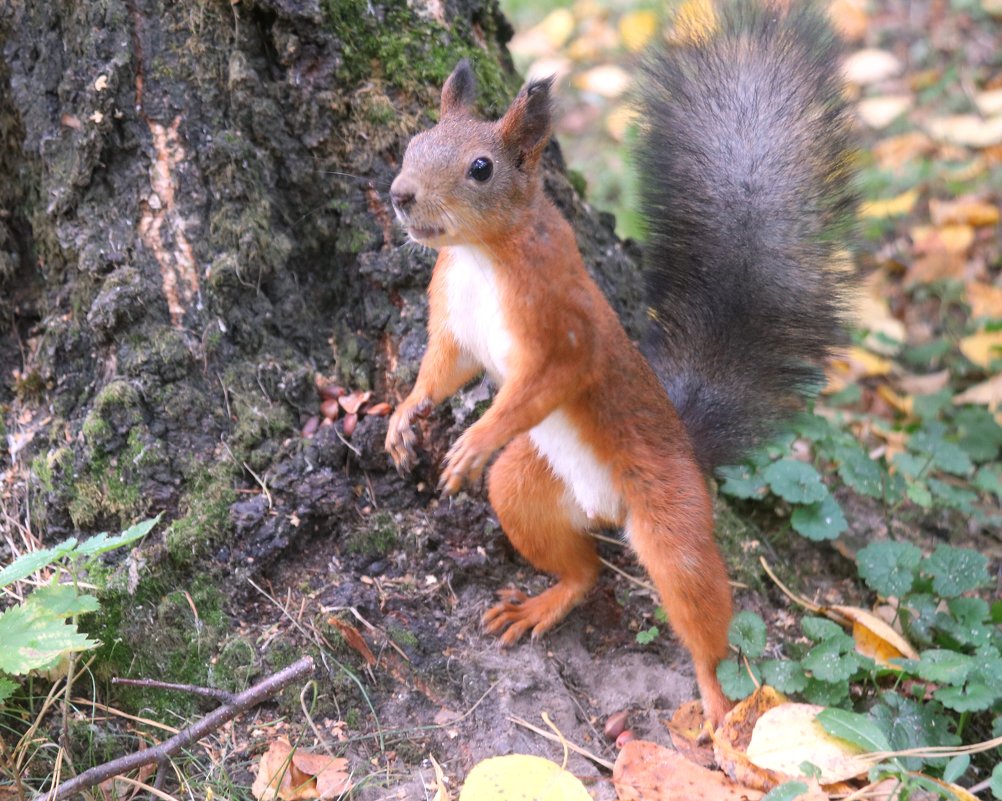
[33,656,314,801]
[110,678,237,704]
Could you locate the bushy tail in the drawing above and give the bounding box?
[636,0,857,472]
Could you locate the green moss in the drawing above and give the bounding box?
[81,415,113,449]
[345,511,398,557]
[388,625,418,650]
[713,496,766,592]
[323,0,516,114]
[165,465,237,566]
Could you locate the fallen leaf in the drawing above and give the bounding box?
[968,281,1002,319]
[872,132,934,171]
[338,390,371,415]
[713,686,791,791]
[614,740,765,801]
[975,88,1002,116]
[897,369,951,396]
[458,754,591,801]
[429,755,451,801]
[907,250,967,286]
[857,95,911,129]
[574,64,631,98]
[252,739,314,801]
[860,189,919,219]
[667,700,715,768]
[619,10,658,52]
[291,751,351,799]
[327,617,376,665]
[929,198,1000,227]
[876,385,913,416]
[959,330,1002,369]
[910,224,975,254]
[842,49,902,86]
[828,0,868,41]
[537,8,575,48]
[828,605,919,667]
[927,114,1002,148]
[745,704,871,783]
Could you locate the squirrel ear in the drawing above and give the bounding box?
[499,75,554,171]
[440,59,477,118]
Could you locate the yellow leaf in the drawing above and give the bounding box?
[829,605,919,667]
[745,704,871,783]
[929,197,1000,227]
[968,281,1002,319]
[537,8,576,48]
[860,189,919,219]
[458,755,591,801]
[619,10,658,52]
[959,330,1002,369]
[910,224,975,254]
[847,346,894,377]
[876,384,913,416]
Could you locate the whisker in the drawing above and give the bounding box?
[320,170,392,189]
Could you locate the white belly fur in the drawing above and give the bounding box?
[444,245,512,381]
[530,410,622,524]
[444,246,620,523]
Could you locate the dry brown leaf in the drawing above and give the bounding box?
[614,740,765,801]
[713,686,792,791]
[897,369,951,396]
[291,751,351,799]
[929,198,1000,227]
[667,700,716,768]
[829,604,919,666]
[911,224,975,254]
[252,738,315,801]
[327,617,376,665]
[959,330,1002,368]
[907,250,967,286]
[745,704,870,784]
[954,372,1002,409]
[828,0,868,41]
[876,385,913,416]
[429,755,451,801]
[968,281,1002,319]
[338,390,371,415]
[872,131,935,171]
[856,272,906,353]
[856,95,911,129]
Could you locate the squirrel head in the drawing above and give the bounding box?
[390,59,554,248]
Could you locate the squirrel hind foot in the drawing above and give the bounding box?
[482,581,588,645]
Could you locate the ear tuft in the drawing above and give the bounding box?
[499,75,554,171]
[440,59,477,119]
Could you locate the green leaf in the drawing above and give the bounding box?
[0,676,17,704]
[717,464,768,499]
[926,478,978,512]
[802,636,863,683]
[974,464,1002,500]
[913,650,973,685]
[934,682,996,713]
[924,545,989,597]
[729,611,767,658]
[717,659,759,701]
[763,459,828,504]
[953,406,1002,463]
[990,762,1002,800]
[76,515,161,557]
[635,626,659,645]
[761,659,808,693]
[761,781,809,801]
[870,694,959,772]
[0,603,97,675]
[942,754,969,784]
[905,480,933,508]
[857,541,922,598]
[892,452,931,480]
[802,677,849,706]
[815,708,891,753]
[0,539,78,589]
[28,584,99,618]
[908,428,974,477]
[801,616,844,642]
[791,494,847,541]
[833,441,884,499]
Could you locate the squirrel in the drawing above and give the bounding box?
[384,0,855,726]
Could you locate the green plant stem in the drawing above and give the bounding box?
[956,710,969,739]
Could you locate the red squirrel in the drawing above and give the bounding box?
[384,0,855,726]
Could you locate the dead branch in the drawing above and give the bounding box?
[32,656,315,801]
[110,677,237,703]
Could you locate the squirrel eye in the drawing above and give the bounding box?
[468,156,493,182]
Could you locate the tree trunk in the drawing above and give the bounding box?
[1,0,645,792]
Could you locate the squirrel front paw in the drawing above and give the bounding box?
[385,396,431,471]
[438,429,493,496]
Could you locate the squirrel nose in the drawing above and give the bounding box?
[390,176,417,212]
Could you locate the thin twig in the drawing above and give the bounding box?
[110,678,237,704]
[33,656,314,801]
[509,715,614,771]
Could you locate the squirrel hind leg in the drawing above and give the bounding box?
[625,491,734,726]
[484,434,600,644]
